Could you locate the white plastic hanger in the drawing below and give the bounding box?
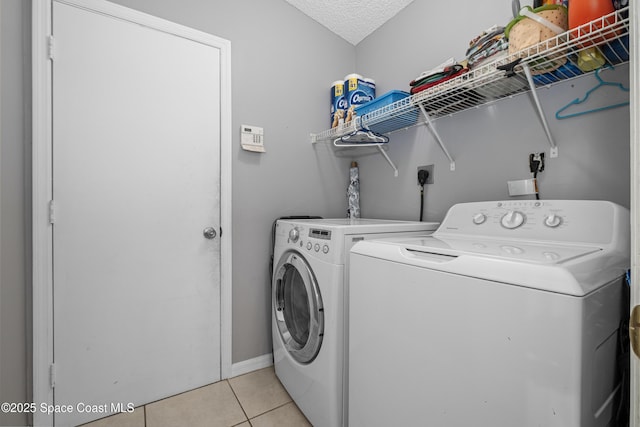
[333,130,398,177]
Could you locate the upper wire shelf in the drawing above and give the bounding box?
[311,7,630,143]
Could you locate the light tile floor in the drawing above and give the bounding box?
[80,367,311,427]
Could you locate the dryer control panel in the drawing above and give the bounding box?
[436,200,629,247]
[309,228,332,240]
[280,224,334,261]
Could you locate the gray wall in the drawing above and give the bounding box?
[0,1,31,427]
[354,0,630,222]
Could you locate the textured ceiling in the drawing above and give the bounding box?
[284,0,416,45]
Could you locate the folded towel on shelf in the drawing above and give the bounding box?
[410,64,464,87]
[410,58,457,85]
[470,50,510,70]
[410,65,469,95]
[466,25,508,69]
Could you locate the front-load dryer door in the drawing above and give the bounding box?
[273,251,324,364]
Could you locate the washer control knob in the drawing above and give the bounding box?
[323,245,329,254]
[544,214,562,228]
[289,227,300,243]
[314,243,320,252]
[472,213,487,225]
[501,211,525,229]
[307,242,313,250]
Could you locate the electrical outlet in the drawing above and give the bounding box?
[529,152,545,173]
[417,165,434,185]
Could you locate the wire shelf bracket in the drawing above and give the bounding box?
[375,144,399,177]
[417,103,456,171]
[522,63,559,157]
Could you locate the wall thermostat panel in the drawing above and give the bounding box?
[241,125,265,153]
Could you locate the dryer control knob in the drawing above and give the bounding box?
[544,214,562,228]
[501,210,525,229]
[289,227,300,243]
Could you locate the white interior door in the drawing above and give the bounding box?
[51,2,222,425]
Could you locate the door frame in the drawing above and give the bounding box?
[631,0,639,424]
[31,1,232,425]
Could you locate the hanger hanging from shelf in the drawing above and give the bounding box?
[332,129,398,177]
[555,65,630,119]
[332,129,389,147]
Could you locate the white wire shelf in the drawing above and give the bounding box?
[311,7,630,144]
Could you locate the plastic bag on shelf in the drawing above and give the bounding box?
[505,5,568,75]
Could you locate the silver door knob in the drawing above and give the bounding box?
[203,227,217,239]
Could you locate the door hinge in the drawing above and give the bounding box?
[47,35,55,60]
[49,363,56,388]
[48,200,56,224]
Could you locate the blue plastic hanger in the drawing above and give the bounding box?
[555,65,629,120]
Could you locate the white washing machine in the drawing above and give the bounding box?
[348,200,630,427]
[272,218,439,427]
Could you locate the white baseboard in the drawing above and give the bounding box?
[230,353,273,378]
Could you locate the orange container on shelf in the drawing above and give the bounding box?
[568,0,621,71]
[568,0,617,43]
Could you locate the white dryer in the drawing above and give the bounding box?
[349,200,630,427]
[272,218,439,427]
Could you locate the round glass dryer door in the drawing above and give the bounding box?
[273,251,324,364]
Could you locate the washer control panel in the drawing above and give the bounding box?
[493,201,566,231]
[436,200,623,245]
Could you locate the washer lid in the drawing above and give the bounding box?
[352,236,627,296]
[396,235,601,265]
